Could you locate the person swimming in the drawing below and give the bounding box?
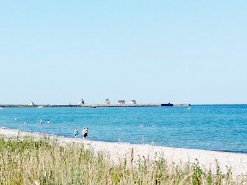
[82,128,88,139]
[74,129,79,138]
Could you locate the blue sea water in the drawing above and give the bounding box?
[0,105,247,153]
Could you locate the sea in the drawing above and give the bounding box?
[0,105,247,153]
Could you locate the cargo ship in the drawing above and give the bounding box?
[161,103,173,106]
[161,103,191,107]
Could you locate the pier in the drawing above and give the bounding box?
[0,104,162,108]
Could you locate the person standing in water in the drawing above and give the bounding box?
[74,129,79,138]
[82,128,88,139]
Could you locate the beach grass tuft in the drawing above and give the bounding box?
[0,137,246,184]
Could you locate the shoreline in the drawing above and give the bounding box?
[0,127,247,177]
[2,126,246,155]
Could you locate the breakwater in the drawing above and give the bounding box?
[0,104,162,108]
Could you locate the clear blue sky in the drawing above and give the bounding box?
[0,0,246,104]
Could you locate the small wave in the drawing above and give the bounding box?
[139,124,144,128]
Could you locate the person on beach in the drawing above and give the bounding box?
[74,129,79,138]
[82,128,88,139]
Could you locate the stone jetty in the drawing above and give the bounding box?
[0,104,162,108]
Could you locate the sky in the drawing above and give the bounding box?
[0,0,247,104]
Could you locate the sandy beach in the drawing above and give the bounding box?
[0,127,247,178]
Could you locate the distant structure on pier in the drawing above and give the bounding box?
[129,100,136,105]
[79,99,85,105]
[30,101,35,106]
[118,100,125,105]
[104,99,111,105]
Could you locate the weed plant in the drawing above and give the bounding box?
[0,137,246,185]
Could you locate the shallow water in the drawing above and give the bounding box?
[0,105,247,153]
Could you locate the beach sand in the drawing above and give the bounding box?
[0,127,247,177]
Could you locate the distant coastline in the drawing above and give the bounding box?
[0,103,191,108]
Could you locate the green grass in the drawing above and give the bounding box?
[0,137,246,185]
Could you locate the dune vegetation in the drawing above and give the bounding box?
[0,137,246,185]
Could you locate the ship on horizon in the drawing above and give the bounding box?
[161,103,191,107]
